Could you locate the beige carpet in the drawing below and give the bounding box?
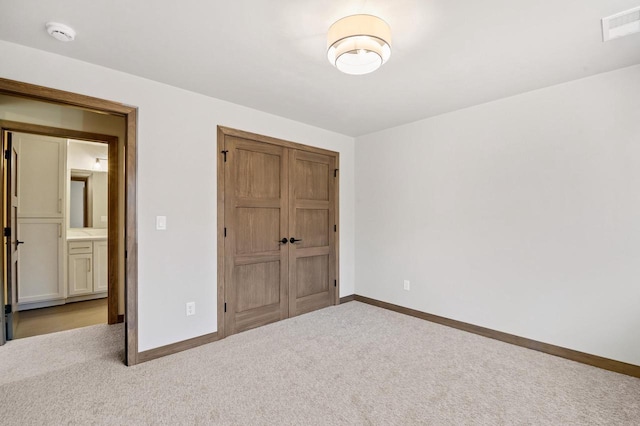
[1,301,639,425]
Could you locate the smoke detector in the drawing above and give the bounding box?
[602,6,640,42]
[46,22,76,42]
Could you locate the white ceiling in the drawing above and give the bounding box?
[0,0,639,136]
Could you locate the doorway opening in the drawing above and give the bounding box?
[3,132,115,339]
[0,78,139,365]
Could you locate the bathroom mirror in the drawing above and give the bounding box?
[68,139,108,230]
[69,169,107,229]
[70,175,88,227]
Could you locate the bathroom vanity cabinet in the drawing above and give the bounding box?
[67,239,107,297]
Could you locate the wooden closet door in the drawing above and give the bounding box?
[288,149,336,316]
[224,137,289,335]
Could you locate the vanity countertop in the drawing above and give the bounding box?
[67,228,108,241]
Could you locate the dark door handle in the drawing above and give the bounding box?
[16,240,24,247]
[279,238,288,244]
[289,237,302,244]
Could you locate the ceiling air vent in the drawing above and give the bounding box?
[602,6,640,42]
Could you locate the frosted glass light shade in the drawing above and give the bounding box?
[94,157,107,171]
[327,14,391,75]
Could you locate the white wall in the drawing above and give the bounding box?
[0,40,355,352]
[68,140,108,171]
[355,65,640,366]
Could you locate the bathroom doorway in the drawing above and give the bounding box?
[2,126,120,340]
[0,78,138,365]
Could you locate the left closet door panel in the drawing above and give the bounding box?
[223,136,289,335]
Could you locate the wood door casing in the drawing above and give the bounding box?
[220,127,339,338]
[224,136,289,335]
[288,150,336,316]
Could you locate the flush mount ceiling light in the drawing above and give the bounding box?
[46,22,76,42]
[327,14,391,75]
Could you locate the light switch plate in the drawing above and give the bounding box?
[156,216,167,230]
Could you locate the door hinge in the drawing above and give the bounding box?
[224,227,227,237]
[3,227,10,237]
[334,169,338,178]
[334,224,337,232]
[224,302,227,313]
[221,150,228,162]
[5,304,11,314]
[4,150,9,160]
[125,250,128,259]
[334,280,337,287]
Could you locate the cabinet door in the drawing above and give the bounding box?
[93,240,108,293]
[68,254,93,296]
[15,133,64,218]
[17,220,64,304]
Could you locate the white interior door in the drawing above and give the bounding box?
[9,137,19,336]
[2,132,20,342]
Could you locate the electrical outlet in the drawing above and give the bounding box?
[186,302,195,316]
[403,280,410,291]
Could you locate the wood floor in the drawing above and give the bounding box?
[14,298,107,339]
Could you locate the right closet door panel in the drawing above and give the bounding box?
[288,149,336,316]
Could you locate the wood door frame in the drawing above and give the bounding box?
[0,78,139,366]
[217,125,340,339]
